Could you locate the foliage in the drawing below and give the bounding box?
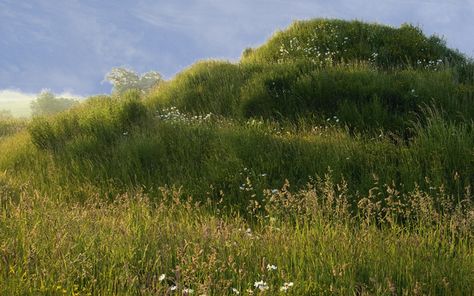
[30,90,78,116]
[105,67,163,94]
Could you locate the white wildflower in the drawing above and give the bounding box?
[159,274,166,282]
[254,280,269,291]
[280,282,294,292]
[266,264,277,271]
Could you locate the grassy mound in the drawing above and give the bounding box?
[241,19,465,69]
[0,19,470,204]
[146,19,474,134]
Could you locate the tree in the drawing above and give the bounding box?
[105,67,162,94]
[31,91,78,116]
[0,109,13,119]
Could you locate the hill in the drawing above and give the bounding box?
[0,19,473,295]
[148,19,474,133]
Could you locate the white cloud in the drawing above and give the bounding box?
[0,89,36,102]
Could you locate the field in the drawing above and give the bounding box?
[0,19,473,295]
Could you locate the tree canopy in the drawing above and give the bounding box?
[105,67,163,94]
[30,91,78,116]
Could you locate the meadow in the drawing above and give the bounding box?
[0,19,473,295]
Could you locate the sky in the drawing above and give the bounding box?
[1,0,473,109]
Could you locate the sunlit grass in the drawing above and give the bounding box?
[0,179,472,295]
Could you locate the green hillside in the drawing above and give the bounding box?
[148,19,474,133]
[0,19,473,295]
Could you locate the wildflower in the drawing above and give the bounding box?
[280,282,294,292]
[266,264,277,271]
[254,280,269,291]
[183,288,194,294]
[123,131,129,136]
[271,189,278,194]
[171,285,177,291]
[231,288,240,294]
[260,173,267,177]
[159,274,166,282]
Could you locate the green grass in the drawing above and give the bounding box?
[1,179,472,295]
[0,18,473,295]
[2,103,468,206]
[0,117,26,138]
[147,61,474,135]
[241,19,465,69]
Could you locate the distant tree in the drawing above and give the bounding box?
[105,67,162,94]
[31,91,78,116]
[0,109,13,119]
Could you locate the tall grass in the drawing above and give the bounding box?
[0,178,472,295]
[146,61,474,134]
[0,103,470,209]
[0,117,26,138]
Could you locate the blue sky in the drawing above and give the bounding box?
[1,0,473,100]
